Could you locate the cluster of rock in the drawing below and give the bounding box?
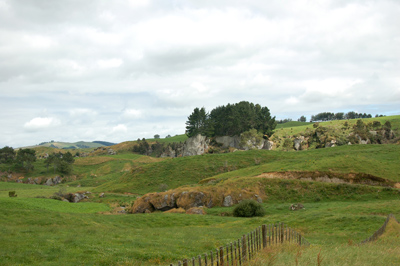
[92,147,117,155]
[61,191,90,203]
[45,176,62,186]
[129,189,263,214]
[290,203,304,211]
[181,134,274,157]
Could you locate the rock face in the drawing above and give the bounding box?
[241,139,265,151]
[293,137,305,151]
[263,140,274,150]
[160,146,176,158]
[182,134,209,156]
[215,136,241,149]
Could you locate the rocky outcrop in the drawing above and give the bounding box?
[160,146,176,158]
[215,136,241,149]
[45,176,62,186]
[263,140,274,150]
[129,189,264,214]
[182,134,209,156]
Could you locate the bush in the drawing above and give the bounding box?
[233,200,266,217]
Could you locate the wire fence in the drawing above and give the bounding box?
[359,214,399,245]
[170,222,309,266]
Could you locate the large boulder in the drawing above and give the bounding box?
[222,195,233,207]
[176,191,208,209]
[130,194,156,213]
[182,134,209,156]
[149,193,177,211]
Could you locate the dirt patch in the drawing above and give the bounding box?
[256,171,395,187]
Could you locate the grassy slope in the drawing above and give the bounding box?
[96,144,400,194]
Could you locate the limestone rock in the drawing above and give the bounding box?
[255,195,263,203]
[182,134,209,156]
[72,192,89,203]
[223,195,233,207]
[53,176,62,185]
[290,203,304,211]
[186,207,206,215]
[263,140,274,150]
[45,178,54,186]
[215,136,241,149]
[149,193,177,211]
[177,191,207,209]
[129,194,156,213]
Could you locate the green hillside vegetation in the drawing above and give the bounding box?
[276,121,313,129]
[0,115,400,265]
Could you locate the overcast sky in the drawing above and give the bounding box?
[1,0,399,148]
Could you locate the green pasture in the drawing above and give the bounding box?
[1,189,400,265]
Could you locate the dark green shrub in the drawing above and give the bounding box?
[233,200,266,217]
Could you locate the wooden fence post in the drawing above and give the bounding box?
[262,225,267,248]
[226,245,229,266]
[178,261,182,266]
[242,235,247,262]
[204,253,208,266]
[220,247,224,266]
[183,259,188,266]
[216,249,219,266]
[238,239,242,266]
[210,250,214,266]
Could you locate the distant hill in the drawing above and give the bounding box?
[92,141,117,146]
[26,140,117,150]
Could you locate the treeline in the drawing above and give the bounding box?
[185,101,276,138]
[0,146,74,174]
[310,111,379,122]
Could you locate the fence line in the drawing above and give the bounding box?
[359,214,399,245]
[170,222,309,266]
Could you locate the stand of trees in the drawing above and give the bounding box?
[0,147,36,172]
[186,101,276,138]
[310,111,373,122]
[44,152,75,174]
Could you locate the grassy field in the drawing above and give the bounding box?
[1,183,399,265]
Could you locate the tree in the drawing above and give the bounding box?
[15,149,36,172]
[185,107,213,137]
[154,134,160,139]
[298,116,307,122]
[44,152,74,174]
[0,146,16,164]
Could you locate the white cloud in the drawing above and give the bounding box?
[123,109,142,119]
[24,117,60,131]
[0,0,399,147]
[111,124,128,133]
[97,58,123,68]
